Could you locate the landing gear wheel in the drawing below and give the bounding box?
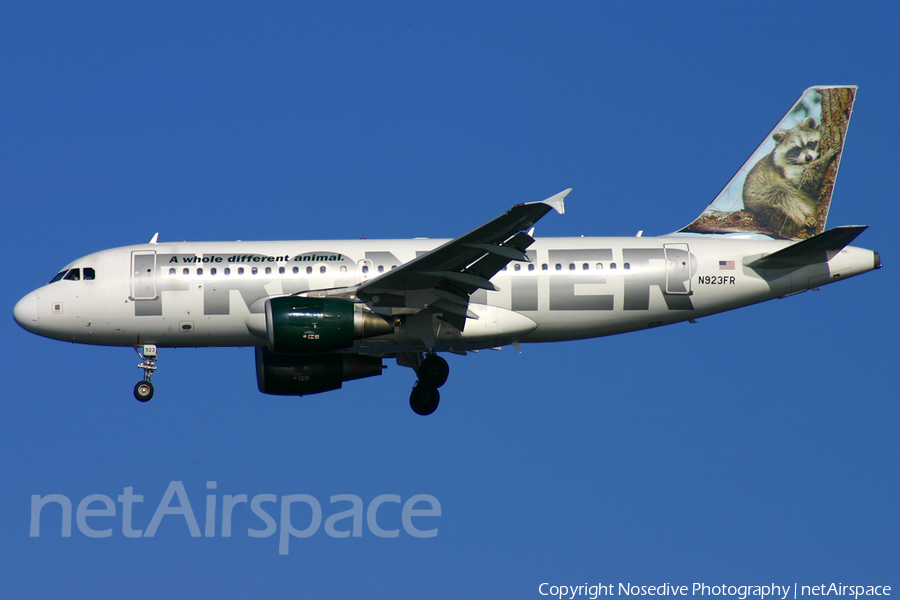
[134,345,158,402]
[409,384,440,416]
[134,381,154,402]
[418,354,449,388]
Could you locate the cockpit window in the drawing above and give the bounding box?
[50,267,96,283]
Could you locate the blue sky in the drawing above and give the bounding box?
[1,2,897,598]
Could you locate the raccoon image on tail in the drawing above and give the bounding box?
[742,117,839,238]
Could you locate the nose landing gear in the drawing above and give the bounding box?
[408,353,449,416]
[134,344,158,402]
[134,380,154,402]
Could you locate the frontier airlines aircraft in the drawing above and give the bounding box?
[14,86,880,415]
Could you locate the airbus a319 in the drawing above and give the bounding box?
[14,86,880,415]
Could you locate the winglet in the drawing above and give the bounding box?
[530,188,570,215]
[149,233,159,244]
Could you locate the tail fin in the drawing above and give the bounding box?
[679,86,856,240]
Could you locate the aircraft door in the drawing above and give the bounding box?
[131,250,158,300]
[664,243,692,295]
[358,259,374,280]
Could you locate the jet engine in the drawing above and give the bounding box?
[265,297,393,354]
[255,348,385,395]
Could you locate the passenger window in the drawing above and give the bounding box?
[293,267,299,274]
[252,267,258,275]
[542,264,548,271]
[610,263,617,270]
[183,268,189,275]
[197,268,203,275]
[306,266,313,275]
[555,264,561,271]
[238,267,244,275]
[340,266,347,273]
[224,268,231,275]
[378,265,384,273]
[528,264,534,271]
[320,266,327,274]
[362,265,369,274]
[64,269,81,281]
[391,265,397,270]
[169,268,176,276]
[210,268,217,276]
[265,267,272,275]
[83,267,96,280]
[583,263,589,271]
[279,267,285,274]
[514,264,521,272]
[502,266,507,271]
[568,263,575,271]
[596,263,603,270]
[624,263,631,270]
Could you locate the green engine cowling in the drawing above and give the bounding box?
[255,348,384,395]
[265,296,393,354]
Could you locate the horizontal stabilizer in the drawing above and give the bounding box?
[745,225,868,270]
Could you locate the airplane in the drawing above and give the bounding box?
[13,86,881,415]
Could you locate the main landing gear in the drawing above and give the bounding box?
[408,353,449,416]
[134,344,158,402]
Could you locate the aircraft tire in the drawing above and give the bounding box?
[417,355,449,389]
[409,384,440,416]
[134,381,154,402]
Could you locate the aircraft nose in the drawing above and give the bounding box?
[13,292,39,331]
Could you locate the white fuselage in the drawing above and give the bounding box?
[13,235,879,355]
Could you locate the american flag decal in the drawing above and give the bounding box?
[719,260,735,270]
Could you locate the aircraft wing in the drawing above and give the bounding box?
[355,189,569,329]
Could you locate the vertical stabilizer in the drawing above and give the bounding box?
[679,86,856,239]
